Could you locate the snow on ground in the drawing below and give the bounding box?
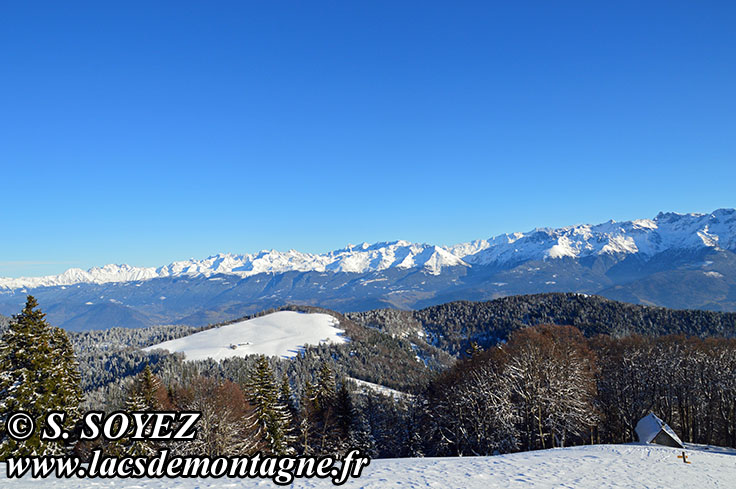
[143,311,347,361]
[347,377,413,400]
[3,444,735,488]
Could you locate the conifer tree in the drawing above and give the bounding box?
[107,365,165,456]
[351,410,377,457]
[333,384,354,448]
[278,373,299,440]
[49,327,84,420]
[133,365,164,411]
[279,374,296,414]
[298,380,316,455]
[245,357,294,454]
[0,296,83,458]
[48,326,84,453]
[314,363,337,412]
[303,363,341,454]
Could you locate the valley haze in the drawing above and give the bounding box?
[2,209,735,330]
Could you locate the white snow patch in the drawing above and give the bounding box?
[546,236,579,259]
[360,278,388,285]
[144,311,347,361]
[347,377,412,400]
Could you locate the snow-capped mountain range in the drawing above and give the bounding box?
[450,209,736,264]
[2,209,735,290]
[1,209,735,330]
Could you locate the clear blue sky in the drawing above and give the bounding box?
[1,1,735,277]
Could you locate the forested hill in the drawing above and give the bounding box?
[349,293,736,356]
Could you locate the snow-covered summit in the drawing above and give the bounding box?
[0,241,466,289]
[451,208,736,265]
[0,264,161,290]
[1,209,734,290]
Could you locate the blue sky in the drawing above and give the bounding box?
[1,1,735,277]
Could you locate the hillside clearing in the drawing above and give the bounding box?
[143,311,347,361]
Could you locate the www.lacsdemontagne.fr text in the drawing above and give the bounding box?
[6,448,370,485]
[3,410,370,485]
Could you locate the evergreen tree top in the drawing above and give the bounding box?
[15,295,46,323]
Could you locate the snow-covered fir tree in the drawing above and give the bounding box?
[107,365,166,456]
[301,363,361,455]
[0,296,83,458]
[245,356,295,455]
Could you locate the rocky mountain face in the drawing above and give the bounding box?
[1,209,735,330]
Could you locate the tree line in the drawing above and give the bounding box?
[420,324,736,455]
[351,293,736,356]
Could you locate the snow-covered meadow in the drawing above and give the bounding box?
[3,444,735,488]
[144,311,347,361]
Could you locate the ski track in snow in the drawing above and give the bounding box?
[3,444,736,488]
[143,311,347,361]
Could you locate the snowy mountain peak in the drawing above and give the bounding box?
[1,209,734,290]
[456,209,736,266]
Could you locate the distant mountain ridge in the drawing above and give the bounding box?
[2,209,734,290]
[0,241,466,289]
[1,209,735,330]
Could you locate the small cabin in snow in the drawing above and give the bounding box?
[635,413,684,448]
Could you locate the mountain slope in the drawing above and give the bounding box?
[143,311,347,361]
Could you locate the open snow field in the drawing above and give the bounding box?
[3,444,735,488]
[143,311,347,361]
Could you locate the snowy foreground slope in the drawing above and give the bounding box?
[144,311,346,361]
[3,444,735,488]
